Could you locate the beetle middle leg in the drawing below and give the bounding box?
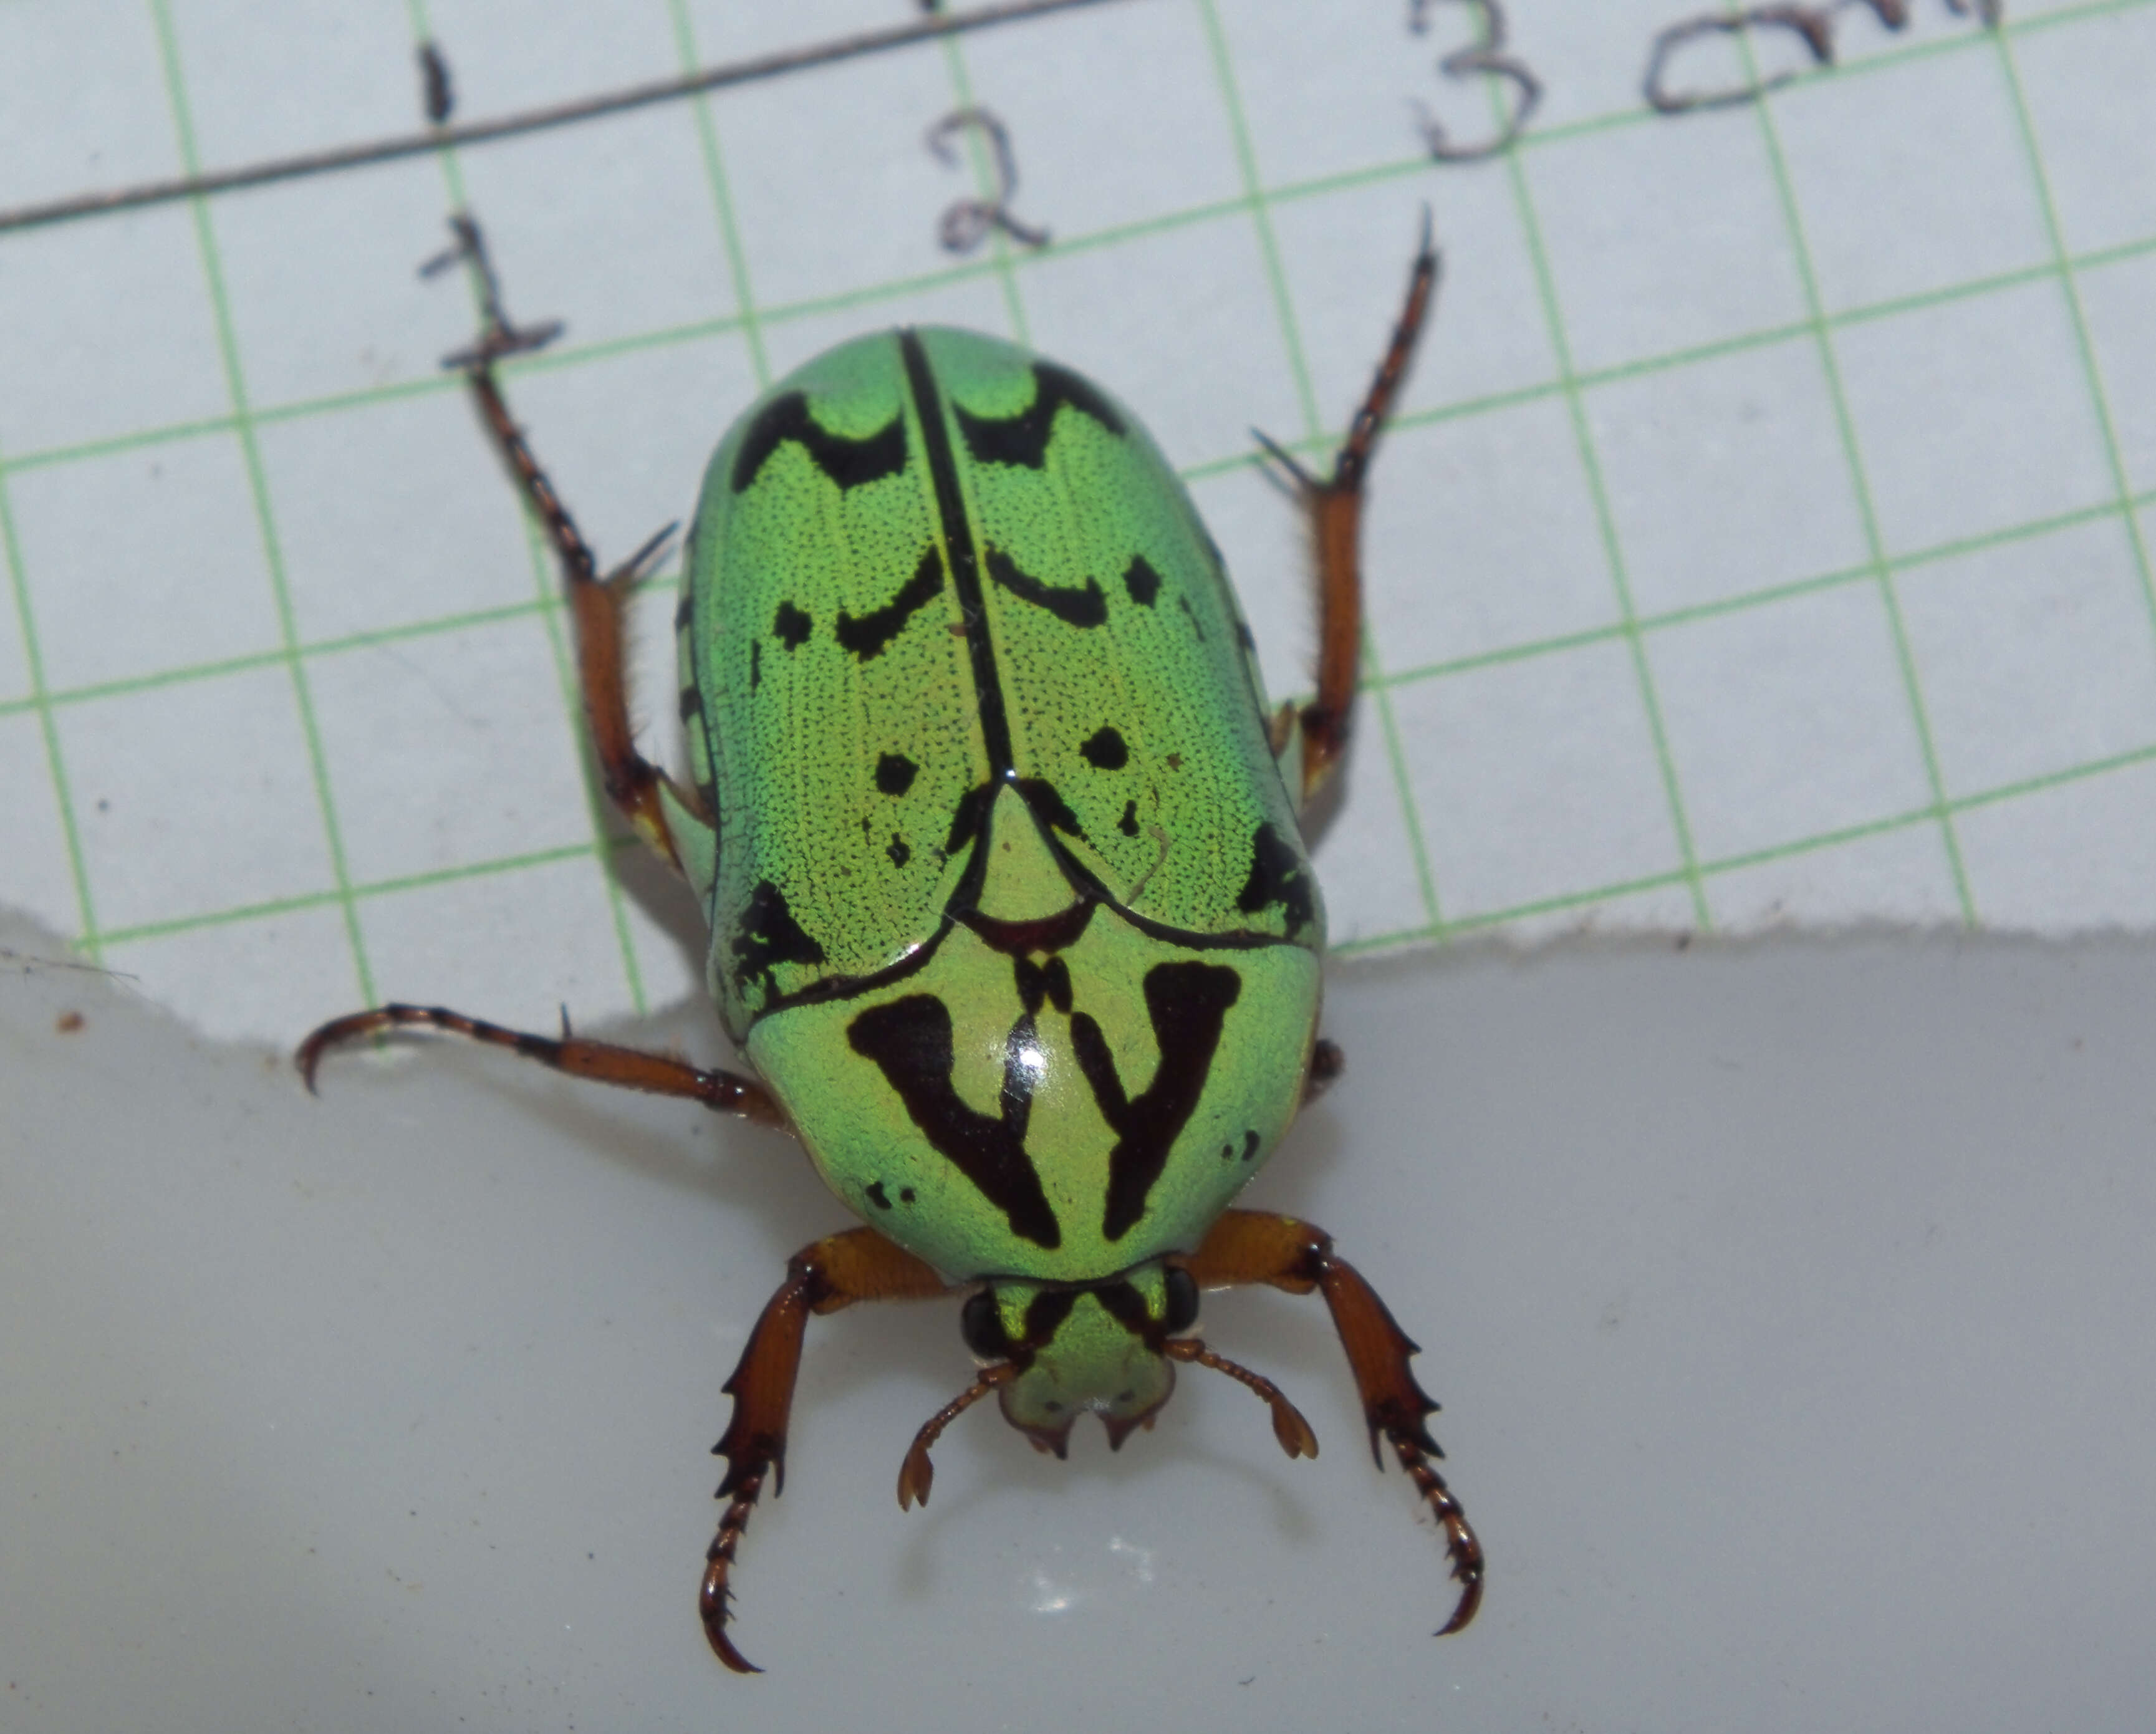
[704,1229,950,1672]
[297,1001,786,1124]
[428,211,701,874]
[1176,1206,1483,1634]
[1258,217,1441,807]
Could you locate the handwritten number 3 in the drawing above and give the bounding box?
[1409,0,1542,163]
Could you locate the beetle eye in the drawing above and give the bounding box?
[961,1289,1013,1359]
[1163,1266,1200,1334]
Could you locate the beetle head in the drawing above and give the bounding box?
[971,1265,1200,1454]
[896,1260,1321,1513]
[894,1263,1198,1510]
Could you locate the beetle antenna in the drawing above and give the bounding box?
[1164,1337,1319,1460]
[898,1363,1018,1510]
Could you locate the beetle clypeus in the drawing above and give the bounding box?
[301,212,1480,1672]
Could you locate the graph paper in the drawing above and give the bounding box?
[3,0,2154,1045]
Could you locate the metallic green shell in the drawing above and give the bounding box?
[675,327,1325,1281]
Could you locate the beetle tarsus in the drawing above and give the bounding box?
[1389,1432,1485,1634]
[701,1471,767,1675]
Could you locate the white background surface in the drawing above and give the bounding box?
[6,4,2156,1728]
[6,909,2155,1730]
[4,0,2156,1046]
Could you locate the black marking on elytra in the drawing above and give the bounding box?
[1070,960,1244,1242]
[836,546,943,660]
[953,362,1126,470]
[1235,821,1316,939]
[1014,954,1073,1016]
[731,392,907,494]
[1018,778,1085,841]
[1041,955,1072,1013]
[731,877,827,997]
[876,752,919,796]
[887,834,911,869]
[773,602,812,650]
[1118,799,1140,837]
[901,1186,916,1203]
[966,898,1095,958]
[1220,1142,1234,1162]
[1177,595,1206,640]
[1079,726,1127,771]
[847,996,1062,1249]
[902,333,1015,774]
[1241,1129,1260,1162]
[1122,555,1162,607]
[673,590,693,634]
[749,638,762,690]
[943,781,993,855]
[1236,620,1256,652]
[986,546,1107,627]
[865,1180,892,1211]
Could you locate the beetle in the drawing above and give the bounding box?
[301,211,1480,1672]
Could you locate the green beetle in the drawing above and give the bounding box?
[302,214,1479,1672]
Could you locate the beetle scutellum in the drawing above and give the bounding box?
[301,212,1480,1672]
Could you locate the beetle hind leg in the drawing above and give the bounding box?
[1263,217,1441,809]
[426,210,703,872]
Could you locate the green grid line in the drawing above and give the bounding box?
[1196,0,1446,934]
[9,206,2150,489]
[1990,22,2156,676]
[667,0,773,390]
[9,479,2152,730]
[1501,116,1712,927]
[1333,730,2156,955]
[92,837,625,950]
[935,34,1036,347]
[401,0,653,1022]
[7,175,2155,494]
[78,719,2156,962]
[0,444,100,954]
[11,474,2149,739]
[9,0,2155,986]
[1730,5,1977,923]
[145,0,377,1004]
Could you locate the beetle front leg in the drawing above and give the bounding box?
[430,213,702,873]
[1177,1207,1483,1634]
[705,1229,951,1673]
